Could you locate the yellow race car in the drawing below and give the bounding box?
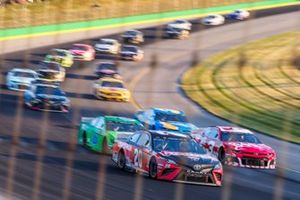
[93,77,130,102]
[45,49,74,68]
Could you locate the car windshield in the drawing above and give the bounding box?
[155,112,187,122]
[126,31,138,36]
[36,86,64,96]
[51,50,66,57]
[153,136,206,154]
[39,62,61,71]
[175,20,185,24]
[13,71,35,78]
[122,46,137,52]
[168,27,182,32]
[208,15,216,19]
[100,40,114,45]
[72,45,87,51]
[97,63,117,71]
[101,81,124,88]
[106,121,144,132]
[221,132,262,144]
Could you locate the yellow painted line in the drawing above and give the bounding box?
[1,1,299,42]
[128,67,151,111]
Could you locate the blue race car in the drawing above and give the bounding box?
[134,108,198,134]
[226,9,250,20]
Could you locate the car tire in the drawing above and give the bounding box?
[218,148,225,163]
[102,137,110,154]
[83,132,88,147]
[117,150,126,170]
[149,158,158,179]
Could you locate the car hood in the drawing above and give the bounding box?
[9,77,35,84]
[159,151,219,170]
[224,142,274,153]
[36,94,67,102]
[158,121,197,133]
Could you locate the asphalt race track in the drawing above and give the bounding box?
[0,6,300,200]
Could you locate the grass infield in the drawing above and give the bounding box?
[182,31,300,143]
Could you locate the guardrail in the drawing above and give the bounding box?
[1,0,299,41]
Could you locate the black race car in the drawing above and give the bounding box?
[164,27,190,39]
[95,62,121,79]
[121,30,144,44]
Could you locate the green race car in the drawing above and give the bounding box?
[45,49,74,68]
[78,115,144,154]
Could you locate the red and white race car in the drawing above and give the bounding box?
[191,126,276,169]
[112,130,223,186]
[69,43,95,61]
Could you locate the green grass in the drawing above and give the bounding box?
[0,0,265,28]
[182,31,300,143]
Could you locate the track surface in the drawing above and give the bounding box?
[0,6,300,200]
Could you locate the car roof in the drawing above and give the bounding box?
[217,126,253,134]
[104,116,142,124]
[98,77,124,83]
[149,130,190,138]
[101,38,118,42]
[11,68,36,74]
[152,108,184,115]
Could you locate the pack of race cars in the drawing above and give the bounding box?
[5,9,275,187]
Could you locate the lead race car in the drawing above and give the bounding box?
[6,68,38,91]
[191,126,276,169]
[112,130,223,186]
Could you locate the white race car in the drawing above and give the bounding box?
[94,38,121,55]
[226,9,250,20]
[167,19,192,31]
[201,14,225,26]
[6,68,38,91]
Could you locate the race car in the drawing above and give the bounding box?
[112,130,223,186]
[164,26,190,39]
[119,45,144,61]
[167,19,192,31]
[78,115,144,154]
[23,83,70,112]
[121,30,144,44]
[201,14,225,26]
[36,61,66,82]
[45,49,74,68]
[94,38,121,55]
[95,61,121,79]
[93,77,130,102]
[69,43,95,61]
[6,68,38,91]
[226,9,250,20]
[135,108,198,134]
[191,126,276,169]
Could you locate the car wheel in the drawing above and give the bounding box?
[83,132,88,147]
[102,137,110,154]
[117,150,126,170]
[218,148,225,163]
[149,158,158,179]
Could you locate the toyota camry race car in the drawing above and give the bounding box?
[78,115,144,154]
[95,61,121,79]
[191,126,276,169]
[201,14,225,26]
[69,43,95,61]
[112,130,223,186]
[135,108,198,134]
[121,30,144,44]
[167,19,192,31]
[45,49,74,68]
[120,45,144,61]
[24,83,70,112]
[93,77,130,102]
[6,68,38,91]
[36,61,66,82]
[226,9,250,20]
[94,38,121,55]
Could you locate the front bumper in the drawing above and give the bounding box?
[26,101,69,112]
[95,91,129,102]
[224,154,276,169]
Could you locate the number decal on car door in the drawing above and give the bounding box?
[134,148,143,168]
